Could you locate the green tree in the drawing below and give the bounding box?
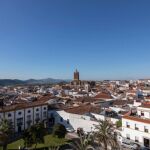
[116,120,122,128]
[33,123,45,149]
[94,120,120,150]
[71,133,95,150]
[22,123,45,149]
[52,124,67,138]
[0,119,13,150]
[23,128,33,147]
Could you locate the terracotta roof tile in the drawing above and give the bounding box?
[0,95,52,112]
[64,104,101,115]
[94,92,113,100]
[123,115,150,124]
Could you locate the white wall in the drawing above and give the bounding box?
[122,118,150,146]
[0,104,48,132]
[91,113,105,120]
[137,107,150,119]
[91,113,119,124]
[48,110,99,133]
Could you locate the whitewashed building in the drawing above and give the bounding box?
[122,103,150,149]
[48,104,101,133]
[0,101,48,132]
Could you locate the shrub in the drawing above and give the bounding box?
[116,120,122,128]
[52,123,67,138]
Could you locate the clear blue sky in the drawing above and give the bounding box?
[0,0,150,80]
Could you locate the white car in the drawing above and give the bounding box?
[121,141,140,150]
[66,127,75,133]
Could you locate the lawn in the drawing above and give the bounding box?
[7,135,69,149]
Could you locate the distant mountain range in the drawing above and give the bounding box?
[0,78,71,86]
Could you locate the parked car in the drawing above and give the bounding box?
[121,141,140,150]
[66,127,75,133]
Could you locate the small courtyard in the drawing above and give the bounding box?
[3,134,68,150]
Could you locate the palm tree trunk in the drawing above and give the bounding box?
[3,144,7,150]
[34,142,37,150]
[104,140,107,150]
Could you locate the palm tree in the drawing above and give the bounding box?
[94,120,120,150]
[0,119,12,150]
[22,123,45,149]
[71,133,95,150]
[31,123,45,149]
[23,128,33,147]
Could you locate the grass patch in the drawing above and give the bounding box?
[7,139,24,149]
[0,147,3,150]
[7,135,68,149]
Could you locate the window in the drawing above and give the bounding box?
[144,126,149,133]
[8,113,11,117]
[141,111,144,116]
[43,111,47,118]
[44,107,46,110]
[67,119,69,124]
[27,123,31,128]
[51,113,54,118]
[126,134,130,140]
[8,119,12,124]
[36,113,39,118]
[36,108,39,112]
[28,110,31,113]
[135,136,139,142]
[18,112,22,115]
[35,113,40,123]
[27,115,31,121]
[135,124,139,130]
[126,122,130,128]
[60,117,63,122]
[17,118,23,125]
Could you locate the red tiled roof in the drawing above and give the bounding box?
[94,92,113,100]
[113,100,133,106]
[123,115,150,124]
[64,104,101,115]
[0,95,52,112]
[75,97,102,103]
[139,103,150,108]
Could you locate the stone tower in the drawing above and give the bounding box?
[74,69,79,81]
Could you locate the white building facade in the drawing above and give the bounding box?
[0,104,48,132]
[122,105,150,148]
